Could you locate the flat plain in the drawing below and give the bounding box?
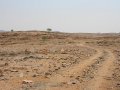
[0,31,120,90]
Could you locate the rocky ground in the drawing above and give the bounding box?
[0,31,120,90]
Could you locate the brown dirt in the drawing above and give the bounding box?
[0,31,120,90]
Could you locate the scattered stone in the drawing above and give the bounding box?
[61,82,67,84]
[26,70,30,72]
[67,80,79,85]
[4,69,10,72]
[5,63,8,66]
[22,80,33,84]
[0,69,3,77]
[61,48,66,54]
[0,77,8,81]
[61,64,66,67]
[117,83,120,87]
[32,74,39,77]
[32,74,37,77]
[45,72,51,76]
[70,75,74,78]
[75,77,80,80]
[104,76,112,80]
[10,70,18,72]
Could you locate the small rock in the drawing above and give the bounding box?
[32,74,36,77]
[104,76,112,80]
[67,80,79,85]
[26,70,30,72]
[70,75,74,78]
[61,82,67,84]
[32,74,39,77]
[11,70,18,72]
[61,49,66,54]
[75,77,79,80]
[117,83,120,87]
[0,77,8,81]
[22,80,33,84]
[5,63,8,66]
[0,69,3,77]
[45,72,51,76]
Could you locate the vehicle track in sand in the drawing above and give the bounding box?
[45,45,115,90]
[21,44,116,90]
[83,50,115,90]
[49,48,102,83]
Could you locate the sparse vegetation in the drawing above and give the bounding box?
[47,28,52,32]
[41,36,49,41]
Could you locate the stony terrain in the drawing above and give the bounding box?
[0,31,120,90]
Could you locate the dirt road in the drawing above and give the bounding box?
[43,45,116,90]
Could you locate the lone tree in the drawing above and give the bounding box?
[47,28,52,32]
[11,29,14,32]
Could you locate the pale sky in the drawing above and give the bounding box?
[0,0,120,33]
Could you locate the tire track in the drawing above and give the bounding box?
[46,50,113,90]
[21,46,100,90]
[83,50,115,90]
[49,48,103,84]
[110,50,120,90]
[24,46,115,90]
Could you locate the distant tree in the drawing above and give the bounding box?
[11,29,14,32]
[47,28,52,32]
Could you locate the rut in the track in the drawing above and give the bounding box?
[24,46,115,90]
[83,50,115,90]
[47,49,115,90]
[49,48,103,83]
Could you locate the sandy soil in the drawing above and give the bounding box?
[0,31,120,90]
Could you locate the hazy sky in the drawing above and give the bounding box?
[0,0,120,33]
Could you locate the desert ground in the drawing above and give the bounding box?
[0,31,120,90]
